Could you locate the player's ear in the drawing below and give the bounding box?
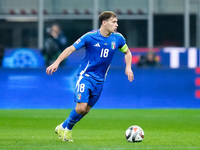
[102,20,107,25]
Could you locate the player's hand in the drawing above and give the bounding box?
[125,67,134,82]
[46,63,59,75]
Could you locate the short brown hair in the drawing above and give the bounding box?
[99,11,117,24]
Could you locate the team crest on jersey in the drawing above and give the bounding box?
[111,41,116,49]
[77,93,81,100]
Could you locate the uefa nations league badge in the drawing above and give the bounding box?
[111,41,116,49]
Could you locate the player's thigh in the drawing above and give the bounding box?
[88,82,104,107]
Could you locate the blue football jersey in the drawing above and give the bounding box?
[73,29,128,81]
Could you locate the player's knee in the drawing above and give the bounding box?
[84,105,92,115]
[76,106,87,115]
[85,108,90,114]
[76,103,91,115]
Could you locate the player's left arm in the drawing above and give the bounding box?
[120,44,134,82]
[124,48,134,82]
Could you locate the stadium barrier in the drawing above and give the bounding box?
[0,67,199,109]
[2,47,199,68]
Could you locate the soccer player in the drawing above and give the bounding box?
[46,11,134,142]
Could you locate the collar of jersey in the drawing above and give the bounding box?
[98,29,113,38]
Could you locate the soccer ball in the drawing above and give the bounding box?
[125,125,144,143]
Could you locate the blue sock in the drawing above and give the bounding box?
[62,109,83,130]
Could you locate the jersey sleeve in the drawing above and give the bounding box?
[118,33,128,52]
[73,33,88,50]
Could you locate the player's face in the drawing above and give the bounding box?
[105,17,118,33]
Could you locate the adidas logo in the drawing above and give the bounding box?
[94,43,100,47]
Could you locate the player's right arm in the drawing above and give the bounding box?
[46,32,87,75]
[46,45,76,75]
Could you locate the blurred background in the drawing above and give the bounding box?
[0,0,200,109]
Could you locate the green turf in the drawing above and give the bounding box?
[0,109,200,150]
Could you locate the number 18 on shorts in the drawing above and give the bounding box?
[74,77,103,107]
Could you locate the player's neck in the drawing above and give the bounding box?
[99,27,111,37]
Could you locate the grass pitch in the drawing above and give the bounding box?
[0,109,200,150]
